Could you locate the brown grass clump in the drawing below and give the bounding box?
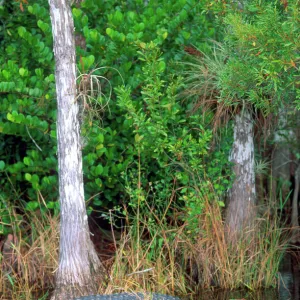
[104,221,189,298]
[103,197,288,297]
[184,200,288,291]
[1,208,59,300]
[0,194,289,299]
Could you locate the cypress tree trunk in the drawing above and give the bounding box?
[271,108,293,207]
[226,109,256,239]
[291,165,300,243]
[48,0,104,299]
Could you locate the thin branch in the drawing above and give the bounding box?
[26,126,42,151]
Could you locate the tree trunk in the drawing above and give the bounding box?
[226,109,256,239]
[271,146,291,206]
[291,165,300,243]
[48,1,104,299]
[271,108,293,209]
[271,108,299,242]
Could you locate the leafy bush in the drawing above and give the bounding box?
[116,42,232,226]
[0,0,219,224]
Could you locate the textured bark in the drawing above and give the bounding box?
[291,165,300,243]
[271,146,291,204]
[226,109,256,239]
[48,1,104,299]
[271,109,293,206]
[271,109,299,242]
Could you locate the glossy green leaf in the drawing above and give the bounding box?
[26,201,39,211]
[95,165,103,176]
[0,161,5,171]
[25,173,32,181]
[19,68,28,77]
[17,26,26,37]
[81,55,95,69]
[24,157,33,166]
[93,199,102,206]
[72,8,82,18]
[158,61,166,73]
[2,70,10,80]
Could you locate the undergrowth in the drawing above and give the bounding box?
[0,194,289,299]
[0,201,58,300]
[104,198,289,297]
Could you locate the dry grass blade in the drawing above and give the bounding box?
[105,207,189,298]
[186,198,289,290]
[1,203,59,300]
[1,189,289,298]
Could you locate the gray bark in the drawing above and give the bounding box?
[271,108,299,242]
[291,165,300,243]
[48,0,104,299]
[226,109,256,239]
[271,146,291,205]
[271,108,293,206]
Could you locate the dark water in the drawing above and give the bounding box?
[278,253,300,300]
[195,252,300,300]
[36,253,300,300]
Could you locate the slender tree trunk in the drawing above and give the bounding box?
[271,108,299,242]
[291,165,300,243]
[48,1,104,299]
[271,146,291,206]
[271,108,293,208]
[226,109,256,239]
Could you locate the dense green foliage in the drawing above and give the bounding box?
[183,0,299,189]
[0,0,298,233]
[185,0,299,112]
[0,0,232,234]
[221,1,299,114]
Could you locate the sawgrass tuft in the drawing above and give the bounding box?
[104,195,289,297]
[185,199,289,291]
[104,208,190,297]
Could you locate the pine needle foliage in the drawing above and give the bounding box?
[181,0,299,123]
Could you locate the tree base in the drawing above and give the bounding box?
[51,281,99,300]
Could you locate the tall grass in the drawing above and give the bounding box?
[0,204,58,300]
[104,207,190,297]
[104,196,289,297]
[186,200,288,291]
[1,194,289,299]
